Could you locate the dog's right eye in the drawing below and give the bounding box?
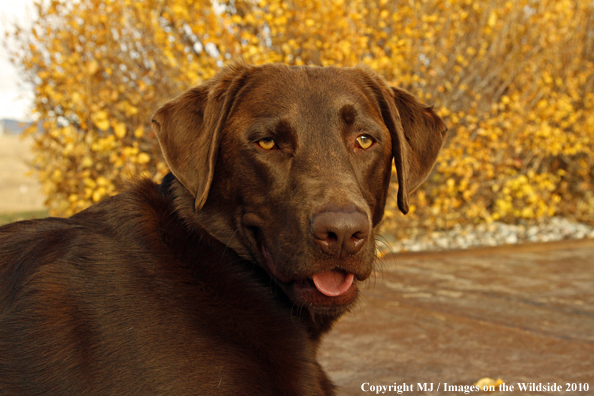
[258,138,276,150]
[356,135,374,150]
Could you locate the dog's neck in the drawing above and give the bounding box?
[158,173,339,341]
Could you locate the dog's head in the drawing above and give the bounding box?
[152,62,446,317]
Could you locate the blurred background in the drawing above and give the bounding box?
[1,0,593,252]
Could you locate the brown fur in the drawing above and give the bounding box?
[0,62,446,395]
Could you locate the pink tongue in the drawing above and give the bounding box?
[312,271,355,297]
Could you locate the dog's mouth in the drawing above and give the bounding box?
[259,239,359,308]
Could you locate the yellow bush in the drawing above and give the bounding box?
[6,0,594,234]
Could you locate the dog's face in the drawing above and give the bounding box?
[152,63,446,317]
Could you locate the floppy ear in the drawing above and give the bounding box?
[389,87,447,214]
[353,67,446,214]
[151,62,251,211]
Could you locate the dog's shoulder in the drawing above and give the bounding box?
[0,179,168,308]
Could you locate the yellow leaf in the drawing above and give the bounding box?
[96,176,109,186]
[92,187,106,203]
[475,377,504,391]
[488,11,497,27]
[95,119,110,131]
[92,111,109,131]
[81,157,93,168]
[137,152,151,164]
[114,123,127,139]
[134,126,144,138]
[51,169,63,182]
[87,60,99,75]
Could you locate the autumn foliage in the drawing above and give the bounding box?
[6,0,594,235]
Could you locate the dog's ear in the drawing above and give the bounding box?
[152,62,251,211]
[355,68,447,214]
[389,87,447,214]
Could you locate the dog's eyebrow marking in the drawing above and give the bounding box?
[274,119,295,136]
[339,104,357,125]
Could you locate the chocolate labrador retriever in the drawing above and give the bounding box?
[0,62,446,395]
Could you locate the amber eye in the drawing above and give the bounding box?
[356,135,374,149]
[258,138,276,150]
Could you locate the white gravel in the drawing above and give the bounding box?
[377,217,594,254]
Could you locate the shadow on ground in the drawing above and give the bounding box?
[320,239,594,395]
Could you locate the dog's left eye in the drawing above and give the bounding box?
[258,138,276,150]
[356,135,374,149]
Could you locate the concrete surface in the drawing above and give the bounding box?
[320,239,594,395]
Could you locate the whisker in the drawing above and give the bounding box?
[220,226,241,262]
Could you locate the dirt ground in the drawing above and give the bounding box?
[0,135,45,213]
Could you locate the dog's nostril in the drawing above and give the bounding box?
[326,231,338,242]
[352,231,366,241]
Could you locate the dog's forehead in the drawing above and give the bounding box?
[235,66,379,120]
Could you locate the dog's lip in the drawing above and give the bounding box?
[261,242,292,283]
[259,240,358,307]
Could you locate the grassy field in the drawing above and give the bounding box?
[0,210,50,226]
[0,134,45,214]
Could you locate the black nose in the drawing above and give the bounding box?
[311,209,369,257]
